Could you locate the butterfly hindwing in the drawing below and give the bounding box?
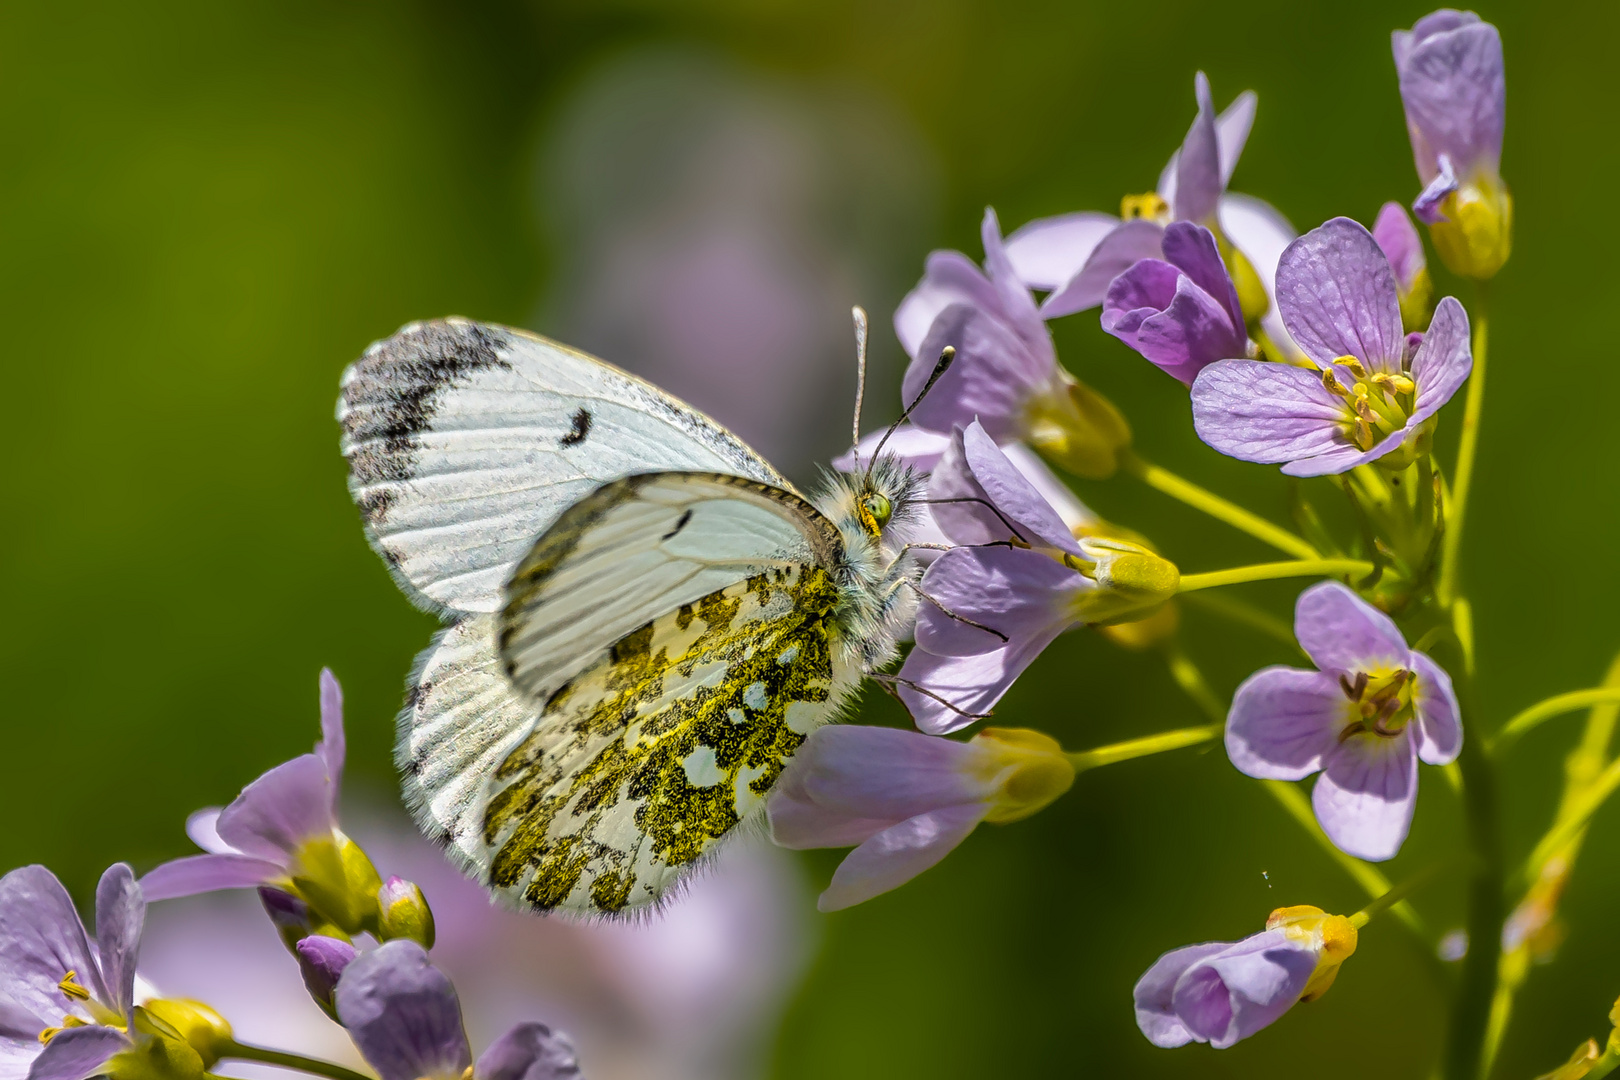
[337,319,787,616]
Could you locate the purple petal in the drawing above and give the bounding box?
[1276,217,1405,372]
[1294,581,1409,673]
[913,546,1081,658]
[1371,202,1426,290]
[894,250,1001,359]
[0,867,107,1024]
[960,423,1081,552]
[295,935,357,1008]
[1413,155,1460,224]
[1410,651,1462,765]
[1004,212,1119,291]
[1219,193,1301,356]
[1315,734,1420,861]
[1001,444,1095,532]
[1040,219,1164,318]
[1163,222,1245,333]
[898,628,1068,736]
[785,725,999,822]
[1225,667,1347,781]
[902,303,1051,440]
[1173,929,1316,1048]
[1409,297,1472,424]
[214,753,336,862]
[476,1024,581,1080]
[833,425,949,474]
[335,940,472,1080]
[927,426,1015,547]
[1215,91,1257,185]
[137,854,284,902]
[1172,72,1222,224]
[318,669,345,818]
[1133,942,1231,1047]
[817,802,990,911]
[979,207,1045,353]
[24,1026,129,1080]
[768,781,895,850]
[1103,258,1245,386]
[1190,359,1350,467]
[1397,19,1504,181]
[183,809,233,855]
[92,866,140,1020]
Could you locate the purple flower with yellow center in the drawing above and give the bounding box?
[1190,217,1472,477]
[897,421,1177,734]
[1101,221,1249,386]
[0,863,147,1080]
[1226,582,1461,861]
[335,939,581,1080]
[140,671,385,939]
[1372,201,1433,332]
[769,725,1073,911]
[892,209,1130,478]
[1394,9,1510,278]
[1135,905,1358,1049]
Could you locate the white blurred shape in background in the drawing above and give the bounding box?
[141,808,814,1080]
[534,48,937,476]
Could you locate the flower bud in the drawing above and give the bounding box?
[376,876,437,949]
[295,934,358,1021]
[1428,177,1512,280]
[1024,371,1132,480]
[1264,905,1358,1002]
[258,886,349,954]
[287,832,384,937]
[104,1026,206,1080]
[972,728,1076,824]
[1069,537,1181,625]
[138,1000,233,1069]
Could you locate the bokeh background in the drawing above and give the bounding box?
[4,1,1616,1077]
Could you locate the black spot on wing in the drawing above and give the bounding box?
[660,508,693,542]
[560,407,591,446]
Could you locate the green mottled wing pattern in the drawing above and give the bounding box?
[482,564,854,913]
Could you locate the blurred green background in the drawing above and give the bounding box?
[4,1,1616,1077]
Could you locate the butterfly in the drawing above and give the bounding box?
[337,314,944,915]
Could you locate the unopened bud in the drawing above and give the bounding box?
[972,728,1075,824]
[288,833,384,937]
[295,935,357,1021]
[376,876,436,949]
[1069,538,1180,625]
[104,1023,206,1080]
[1023,370,1131,480]
[1428,177,1512,280]
[139,1000,233,1069]
[1266,905,1358,1002]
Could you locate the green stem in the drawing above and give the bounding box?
[1522,754,1620,877]
[221,1042,372,1080]
[1438,289,1489,606]
[1118,449,1319,560]
[1488,688,1620,754]
[1350,860,1451,929]
[1177,558,1374,593]
[1064,724,1221,771]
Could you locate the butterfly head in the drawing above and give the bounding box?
[820,454,925,549]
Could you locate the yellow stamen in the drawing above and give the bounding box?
[1119,192,1170,224]
[58,972,91,1002]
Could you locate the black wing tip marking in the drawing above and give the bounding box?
[560,407,592,447]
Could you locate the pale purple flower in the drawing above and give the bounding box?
[1102,222,1248,385]
[0,864,143,1080]
[1371,201,1432,332]
[897,422,1174,733]
[1190,217,1472,477]
[294,935,356,1016]
[769,725,1072,911]
[1135,906,1357,1049]
[336,940,580,1080]
[1225,582,1461,861]
[1393,10,1505,224]
[141,670,365,910]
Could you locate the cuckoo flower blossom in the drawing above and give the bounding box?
[1102,222,1248,385]
[1226,582,1460,861]
[897,422,1177,734]
[1191,217,1472,477]
[0,864,145,1080]
[335,940,581,1080]
[140,670,384,938]
[1135,905,1357,1049]
[769,725,1073,911]
[1393,10,1509,277]
[892,209,1129,477]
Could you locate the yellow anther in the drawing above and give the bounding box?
[38,1027,60,1045]
[1320,369,1345,396]
[1335,355,1368,378]
[58,972,91,1002]
[1120,192,1170,224]
[1372,372,1416,396]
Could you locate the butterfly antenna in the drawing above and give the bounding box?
[850,306,869,464]
[868,345,956,463]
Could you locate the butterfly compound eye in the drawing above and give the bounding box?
[861,493,893,531]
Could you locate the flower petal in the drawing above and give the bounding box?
[137,854,284,902]
[898,628,1068,736]
[1219,193,1300,358]
[1409,296,1472,424]
[214,753,335,862]
[1410,651,1462,765]
[317,669,345,819]
[767,779,894,850]
[913,546,1081,658]
[1004,212,1119,291]
[1414,153,1459,225]
[1314,734,1420,861]
[1215,91,1257,186]
[1276,217,1405,372]
[1103,258,1244,386]
[475,1023,582,1080]
[1371,202,1426,290]
[785,725,999,822]
[1040,219,1164,318]
[183,809,234,855]
[1190,359,1350,466]
[832,425,949,474]
[1133,942,1231,1047]
[335,940,472,1080]
[960,423,1080,552]
[1000,443,1095,532]
[980,207,1045,352]
[903,302,1050,440]
[817,802,990,911]
[23,1026,128,1080]
[295,935,356,1009]
[1163,221,1245,334]
[1397,19,1504,181]
[894,250,1001,359]
[92,866,141,1020]
[1226,667,1346,781]
[1171,72,1222,224]
[0,866,106,1025]
[1294,581,1410,674]
[1174,929,1316,1049]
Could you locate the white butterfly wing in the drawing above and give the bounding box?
[337,318,788,616]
